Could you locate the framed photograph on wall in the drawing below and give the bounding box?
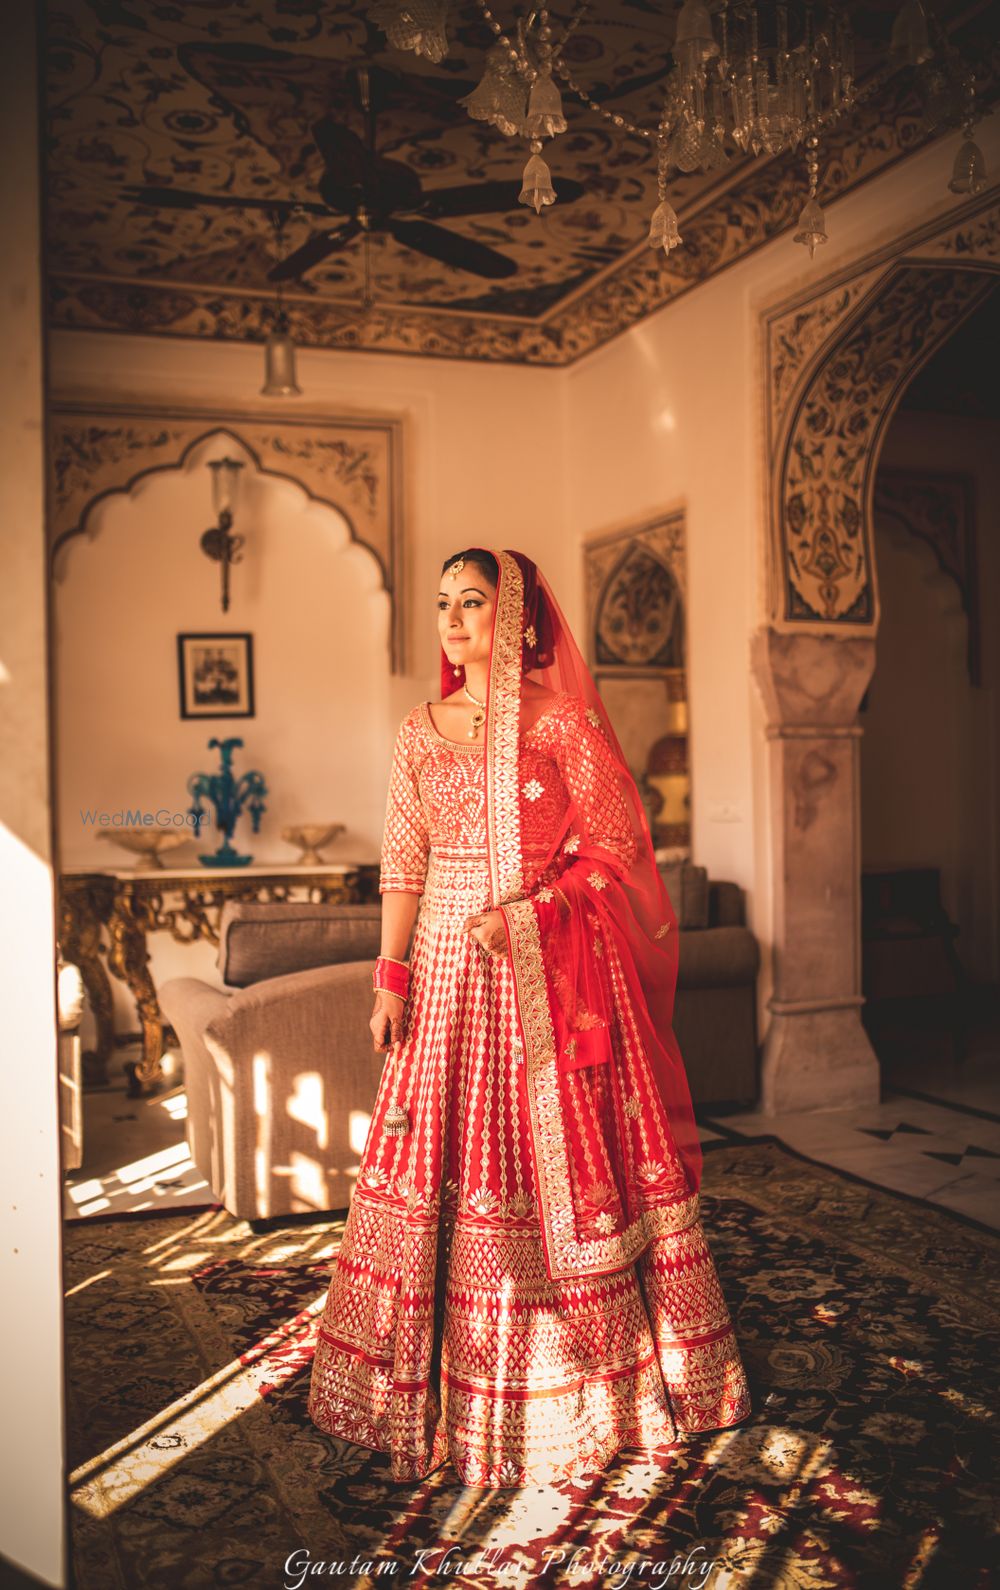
[177,632,255,720]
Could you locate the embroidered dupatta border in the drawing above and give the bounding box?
[483,547,699,1280]
[485,549,526,907]
[502,897,700,1280]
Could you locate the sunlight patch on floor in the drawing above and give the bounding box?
[70,1289,332,1518]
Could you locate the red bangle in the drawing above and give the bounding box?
[374,957,410,1000]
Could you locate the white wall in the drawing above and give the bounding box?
[0,3,67,1583]
[49,334,571,1007]
[55,444,392,870]
[564,115,1000,1038]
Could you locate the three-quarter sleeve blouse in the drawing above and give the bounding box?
[379,709,431,895]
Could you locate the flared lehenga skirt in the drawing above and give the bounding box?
[307,855,750,1487]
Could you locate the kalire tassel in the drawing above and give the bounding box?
[382,1098,410,1138]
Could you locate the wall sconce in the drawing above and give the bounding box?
[201,457,245,613]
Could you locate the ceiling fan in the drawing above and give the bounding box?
[123,63,585,283]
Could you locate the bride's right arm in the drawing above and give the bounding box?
[371,713,429,1051]
[379,890,419,964]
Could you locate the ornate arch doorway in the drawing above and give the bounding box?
[751,193,999,1113]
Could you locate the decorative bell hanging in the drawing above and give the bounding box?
[367,0,448,64]
[459,42,528,137]
[793,196,829,258]
[648,198,683,254]
[382,1097,411,1137]
[523,73,567,139]
[947,137,986,195]
[519,146,557,214]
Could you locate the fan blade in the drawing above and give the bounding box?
[268,220,361,282]
[311,116,376,185]
[387,218,517,279]
[417,176,585,219]
[311,116,423,215]
[122,185,329,218]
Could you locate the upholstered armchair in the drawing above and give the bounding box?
[159,901,384,1223]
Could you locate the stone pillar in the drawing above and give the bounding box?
[750,627,881,1113]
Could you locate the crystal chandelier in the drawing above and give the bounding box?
[367,0,988,259]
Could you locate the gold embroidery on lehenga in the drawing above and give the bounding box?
[308,576,751,1486]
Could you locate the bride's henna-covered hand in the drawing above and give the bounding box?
[370,990,406,1052]
[464,909,509,957]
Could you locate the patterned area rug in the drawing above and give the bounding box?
[65,1139,999,1590]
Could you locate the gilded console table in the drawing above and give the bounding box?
[59,862,380,1094]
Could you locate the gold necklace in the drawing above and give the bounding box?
[463,682,487,739]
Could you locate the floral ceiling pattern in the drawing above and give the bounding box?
[45,0,996,364]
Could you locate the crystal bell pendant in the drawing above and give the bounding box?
[793,196,828,258]
[520,139,557,214]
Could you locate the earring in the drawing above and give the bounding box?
[453,666,462,678]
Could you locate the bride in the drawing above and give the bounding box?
[307,547,750,1487]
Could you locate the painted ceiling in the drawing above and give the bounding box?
[44,0,998,364]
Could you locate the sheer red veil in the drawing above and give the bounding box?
[441,547,703,1203]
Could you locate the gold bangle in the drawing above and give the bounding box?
[373,985,408,1002]
[377,954,410,970]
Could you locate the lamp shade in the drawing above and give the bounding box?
[260,318,302,396]
[208,456,244,517]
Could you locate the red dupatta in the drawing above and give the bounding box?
[443,548,703,1284]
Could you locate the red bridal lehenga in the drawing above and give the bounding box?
[308,549,751,1487]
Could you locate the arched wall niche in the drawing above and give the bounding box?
[50,417,400,898]
[47,401,407,669]
[751,188,1000,1115]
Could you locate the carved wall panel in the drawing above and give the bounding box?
[763,191,1000,633]
[585,513,689,855]
[47,402,407,670]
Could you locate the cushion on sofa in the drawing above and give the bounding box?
[659,861,710,929]
[709,880,746,928]
[217,900,382,988]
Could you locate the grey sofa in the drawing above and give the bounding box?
[665,868,760,1111]
[160,873,758,1222]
